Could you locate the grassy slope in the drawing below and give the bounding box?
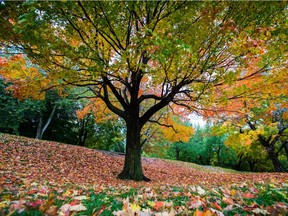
[168,159,240,174]
[0,133,287,215]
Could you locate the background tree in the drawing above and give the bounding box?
[143,115,193,158]
[212,101,288,172]
[0,1,287,180]
[168,124,234,168]
[0,79,30,134]
[85,119,125,152]
[0,76,97,145]
[224,131,274,171]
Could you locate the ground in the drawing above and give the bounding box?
[0,134,287,215]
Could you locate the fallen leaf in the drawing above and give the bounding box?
[242,192,255,199]
[252,208,268,215]
[70,203,87,212]
[58,204,71,216]
[230,189,237,196]
[194,209,204,216]
[9,200,26,212]
[25,200,43,209]
[70,200,80,206]
[197,186,206,195]
[154,201,164,211]
[222,197,234,205]
[212,202,222,210]
[74,195,88,200]
[39,197,55,213]
[45,205,58,216]
[0,201,8,209]
[131,203,141,212]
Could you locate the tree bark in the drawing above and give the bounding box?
[36,105,57,139]
[265,146,284,172]
[36,112,43,139]
[248,159,257,172]
[235,154,244,170]
[280,141,288,160]
[216,147,221,166]
[78,118,87,146]
[118,112,150,181]
[175,146,181,161]
[284,141,288,160]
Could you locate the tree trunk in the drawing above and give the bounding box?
[265,146,284,172]
[175,145,181,160]
[282,141,288,160]
[216,147,221,166]
[36,112,43,139]
[235,154,244,170]
[36,105,57,139]
[117,142,125,153]
[118,114,150,181]
[78,118,87,146]
[248,159,257,172]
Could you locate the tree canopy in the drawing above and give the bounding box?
[0,1,287,180]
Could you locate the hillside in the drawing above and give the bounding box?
[1,134,287,215]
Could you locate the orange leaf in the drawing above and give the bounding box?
[154,201,164,211]
[212,202,222,210]
[194,209,204,216]
[203,210,213,216]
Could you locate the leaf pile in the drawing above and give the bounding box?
[0,134,287,215]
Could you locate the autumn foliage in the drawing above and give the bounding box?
[0,1,287,180]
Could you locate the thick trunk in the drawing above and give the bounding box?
[118,115,150,181]
[265,146,284,172]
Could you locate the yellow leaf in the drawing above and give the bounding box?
[131,203,141,212]
[230,189,237,196]
[62,190,73,197]
[2,194,11,201]
[0,201,8,209]
[147,200,156,207]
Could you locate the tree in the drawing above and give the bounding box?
[0,1,287,180]
[213,101,288,172]
[86,119,125,152]
[143,116,193,159]
[171,124,231,167]
[224,131,274,171]
[0,79,28,134]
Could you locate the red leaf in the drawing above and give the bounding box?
[26,200,43,209]
[70,200,80,206]
[26,189,37,195]
[243,192,255,199]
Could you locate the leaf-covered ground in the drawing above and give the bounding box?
[0,134,287,215]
